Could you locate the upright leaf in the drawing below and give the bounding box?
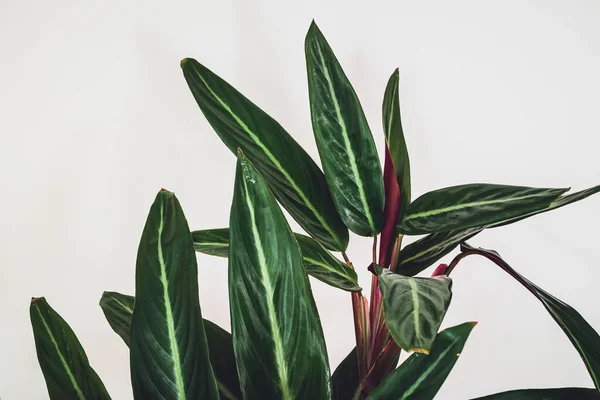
[100,291,242,400]
[371,265,452,353]
[472,387,600,399]
[369,322,477,400]
[228,151,331,399]
[181,58,348,251]
[129,190,219,399]
[192,228,361,292]
[30,297,111,400]
[305,21,384,236]
[332,348,360,400]
[398,184,567,235]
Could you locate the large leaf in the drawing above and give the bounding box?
[192,228,361,292]
[30,297,111,400]
[228,150,331,399]
[371,265,452,353]
[305,21,384,236]
[368,322,477,400]
[472,387,600,399]
[396,185,600,276]
[100,291,242,400]
[129,190,219,399]
[332,348,360,400]
[181,58,348,251]
[398,184,567,235]
[457,243,600,390]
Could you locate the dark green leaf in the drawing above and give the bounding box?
[398,184,567,235]
[332,348,360,400]
[228,150,331,399]
[30,297,111,400]
[305,21,384,236]
[129,190,219,399]
[99,292,242,400]
[372,265,452,353]
[181,58,348,251]
[368,322,477,400]
[192,228,361,292]
[472,388,600,399]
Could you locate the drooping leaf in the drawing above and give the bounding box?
[192,228,361,292]
[99,291,242,400]
[30,297,111,400]
[181,58,348,251]
[368,322,477,400]
[398,184,568,235]
[228,150,331,399]
[371,265,452,353]
[305,21,384,236]
[459,243,600,390]
[472,388,600,399]
[129,190,219,399]
[332,348,360,400]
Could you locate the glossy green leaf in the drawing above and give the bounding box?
[305,21,384,236]
[30,297,111,400]
[332,348,360,400]
[398,184,568,235]
[397,185,600,276]
[472,387,600,399]
[369,322,477,400]
[228,151,331,399]
[192,228,361,292]
[99,291,135,346]
[181,58,348,252]
[129,190,219,399]
[459,243,600,390]
[372,265,452,353]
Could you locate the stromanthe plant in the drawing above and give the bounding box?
[30,21,600,400]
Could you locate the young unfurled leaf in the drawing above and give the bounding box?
[181,58,348,251]
[129,190,219,399]
[192,228,361,292]
[305,21,384,237]
[368,322,477,400]
[398,184,567,235]
[30,297,111,400]
[371,265,452,353]
[100,291,242,400]
[472,388,600,399]
[228,150,331,399]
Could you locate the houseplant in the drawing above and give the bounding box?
[30,21,600,399]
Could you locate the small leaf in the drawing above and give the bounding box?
[100,292,242,400]
[181,58,348,251]
[228,150,331,399]
[368,322,477,400]
[129,190,219,399]
[398,184,568,235]
[30,297,111,400]
[472,388,600,399]
[305,21,384,236]
[332,348,360,400]
[372,265,453,353]
[192,228,361,292]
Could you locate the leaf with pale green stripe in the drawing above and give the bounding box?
[30,297,111,400]
[100,291,242,400]
[372,265,452,353]
[129,190,219,399]
[181,58,348,252]
[472,387,600,399]
[368,322,477,400]
[305,21,384,236]
[398,184,568,235]
[192,228,361,292]
[229,150,331,399]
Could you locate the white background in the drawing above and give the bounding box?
[2,1,600,399]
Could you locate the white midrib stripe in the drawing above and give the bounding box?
[401,230,480,264]
[313,40,377,233]
[111,297,133,314]
[408,278,421,342]
[194,71,342,248]
[303,256,354,281]
[157,203,186,400]
[35,306,86,400]
[242,176,292,399]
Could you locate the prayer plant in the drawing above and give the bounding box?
[30,21,600,400]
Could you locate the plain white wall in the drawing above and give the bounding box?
[2,1,600,398]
